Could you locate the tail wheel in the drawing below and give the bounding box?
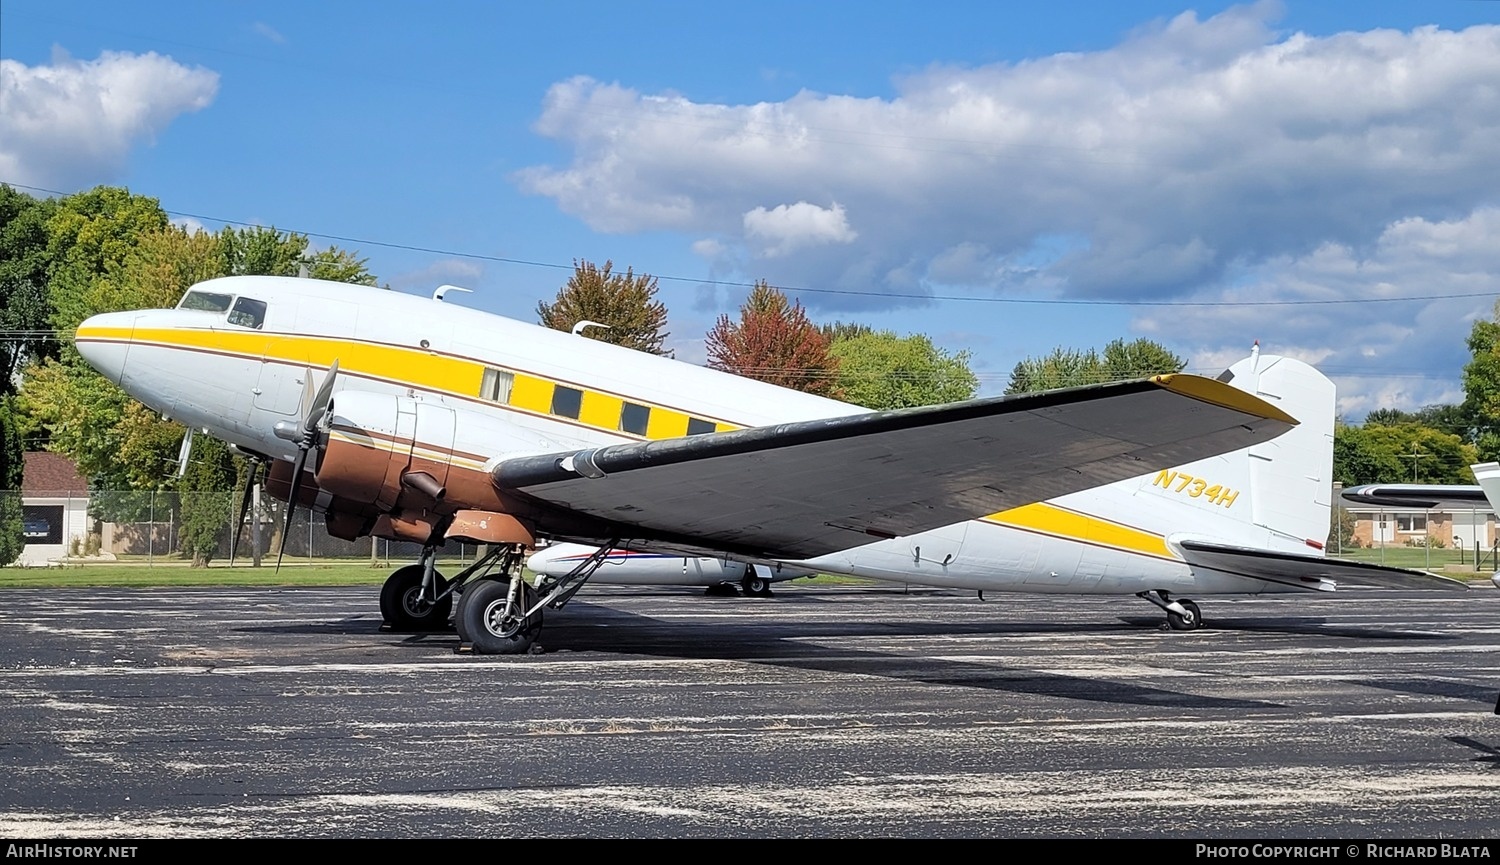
[741,574,772,596]
[1167,599,1203,631]
[460,578,542,655]
[380,565,452,631]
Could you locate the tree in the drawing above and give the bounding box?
[1462,302,1500,461]
[176,436,236,567]
[1005,338,1185,395]
[536,259,671,355]
[21,224,225,490]
[1100,338,1185,382]
[1331,421,1477,485]
[705,281,841,398]
[45,186,170,334]
[1005,347,1102,393]
[0,185,60,394]
[0,398,24,565]
[828,330,978,410]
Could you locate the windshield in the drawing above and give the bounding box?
[178,291,233,313]
[227,296,267,329]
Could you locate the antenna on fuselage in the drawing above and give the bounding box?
[433,285,473,302]
[572,320,611,336]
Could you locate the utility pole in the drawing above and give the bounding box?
[1400,446,1430,482]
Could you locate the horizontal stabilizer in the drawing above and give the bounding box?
[1341,483,1489,509]
[493,374,1295,559]
[1179,540,1469,592]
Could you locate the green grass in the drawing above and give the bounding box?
[1328,545,1492,572]
[0,561,399,588]
[0,560,882,589]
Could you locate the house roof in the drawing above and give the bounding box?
[22,452,89,496]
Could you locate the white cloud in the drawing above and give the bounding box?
[743,201,856,257]
[515,2,1500,413]
[386,258,484,292]
[1146,206,1500,417]
[515,6,1500,297]
[0,49,218,191]
[252,22,287,45]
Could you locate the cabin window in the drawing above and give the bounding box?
[179,291,233,313]
[481,368,514,403]
[551,385,583,420]
[227,296,267,329]
[686,417,716,436]
[619,402,650,436]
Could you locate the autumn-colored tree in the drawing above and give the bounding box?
[705,281,841,398]
[537,259,671,355]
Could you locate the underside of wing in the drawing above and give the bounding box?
[1179,540,1470,592]
[491,374,1295,559]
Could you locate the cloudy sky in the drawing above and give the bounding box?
[3,0,1498,418]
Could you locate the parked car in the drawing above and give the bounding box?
[22,517,50,540]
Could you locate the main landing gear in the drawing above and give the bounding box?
[1138,590,1203,631]
[381,540,620,655]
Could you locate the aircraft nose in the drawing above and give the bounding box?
[74,311,138,385]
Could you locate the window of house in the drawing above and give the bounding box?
[619,402,650,436]
[686,417,716,436]
[551,385,583,419]
[481,368,514,403]
[1396,513,1427,533]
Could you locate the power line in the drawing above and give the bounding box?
[6,180,1498,310]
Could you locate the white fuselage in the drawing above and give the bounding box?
[77,275,1328,598]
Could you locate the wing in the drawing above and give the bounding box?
[1179,540,1469,591]
[492,374,1296,559]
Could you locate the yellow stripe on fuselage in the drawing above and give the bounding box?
[76,325,744,441]
[981,502,1174,560]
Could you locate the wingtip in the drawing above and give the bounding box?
[1151,373,1299,427]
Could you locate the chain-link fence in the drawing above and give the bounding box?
[2,489,482,567]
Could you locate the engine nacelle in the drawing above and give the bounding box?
[316,390,458,513]
[312,391,551,544]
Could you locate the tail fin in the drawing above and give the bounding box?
[1221,350,1337,554]
[1127,349,1335,555]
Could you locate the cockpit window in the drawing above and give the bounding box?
[178,291,233,313]
[227,296,267,330]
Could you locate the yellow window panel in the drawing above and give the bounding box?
[579,391,622,430]
[509,374,553,413]
[646,407,689,439]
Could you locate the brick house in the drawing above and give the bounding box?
[15,452,92,566]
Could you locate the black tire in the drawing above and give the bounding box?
[1167,599,1202,631]
[459,578,542,655]
[741,574,772,596]
[380,565,452,631]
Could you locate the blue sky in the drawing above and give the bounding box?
[3,0,1499,417]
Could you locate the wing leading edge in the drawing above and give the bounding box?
[492,374,1296,559]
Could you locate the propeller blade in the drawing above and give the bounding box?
[228,462,256,567]
[275,447,311,573]
[302,360,340,437]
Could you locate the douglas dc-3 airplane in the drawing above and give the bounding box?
[74,275,1465,654]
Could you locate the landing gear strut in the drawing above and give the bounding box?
[453,539,620,655]
[1138,590,1203,631]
